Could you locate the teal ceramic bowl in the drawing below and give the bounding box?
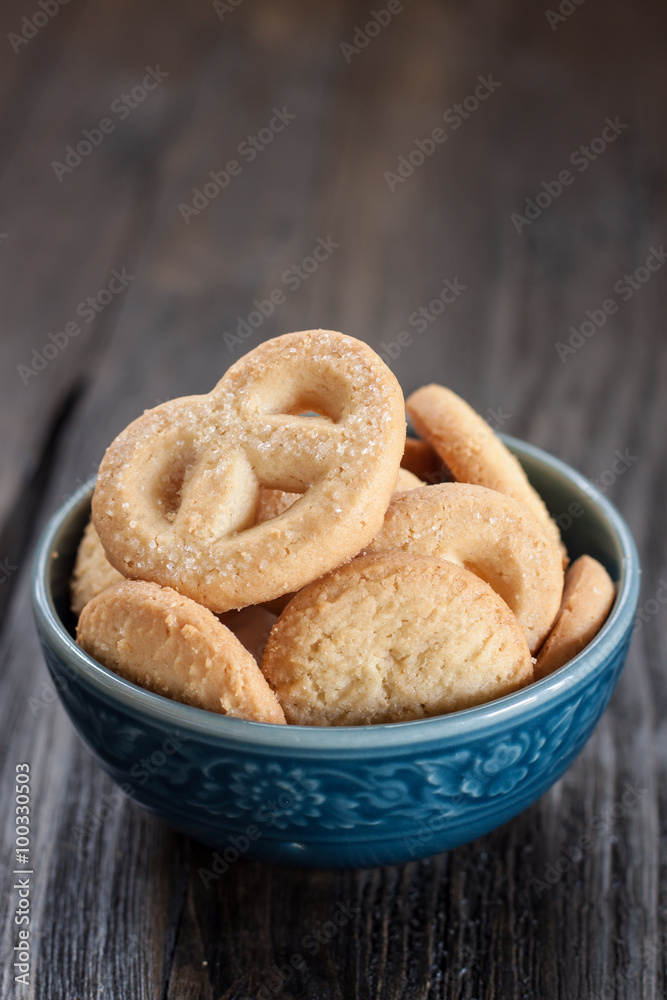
[32,437,640,868]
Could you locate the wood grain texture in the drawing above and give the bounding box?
[0,0,665,997]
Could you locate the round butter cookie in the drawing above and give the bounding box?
[77,580,286,724]
[71,519,124,617]
[535,555,615,679]
[262,551,533,726]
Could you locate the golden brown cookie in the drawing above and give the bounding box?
[254,488,298,525]
[395,467,424,492]
[71,519,124,616]
[77,580,286,723]
[401,437,449,484]
[406,385,563,556]
[366,483,564,653]
[534,556,615,679]
[255,469,423,527]
[255,469,425,613]
[262,551,533,726]
[93,330,406,613]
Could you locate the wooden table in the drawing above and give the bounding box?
[1,0,665,996]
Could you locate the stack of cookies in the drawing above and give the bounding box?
[73,330,615,726]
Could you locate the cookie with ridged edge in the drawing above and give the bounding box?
[71,519,124,616]
[535,556,615,679]
[406,384,564,558]
[366,483,564,653]
[261,551,533,726]
[77,580,286,723]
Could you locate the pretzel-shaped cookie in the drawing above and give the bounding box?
[93,330,406,613]
[254,467,423,525]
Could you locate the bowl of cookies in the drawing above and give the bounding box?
[32,330,640,868]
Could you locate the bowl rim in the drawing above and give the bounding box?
[32,435,640,751]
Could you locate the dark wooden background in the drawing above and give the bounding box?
[1,0,665,997]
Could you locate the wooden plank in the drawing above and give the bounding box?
[0,0,665,997]
[0,0,89,175]
[0,0,222,544]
